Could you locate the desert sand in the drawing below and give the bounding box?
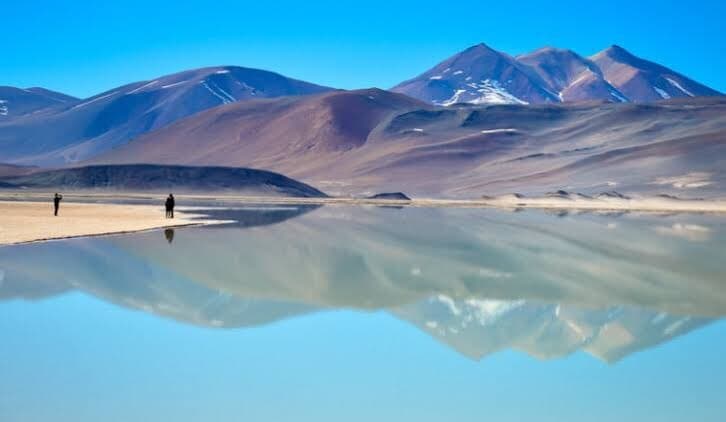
[0,201,203,245]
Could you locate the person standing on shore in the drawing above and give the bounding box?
[53,193,63,216]
[165,194,175,218]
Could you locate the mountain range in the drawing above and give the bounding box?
[0,66,331,165]
[0,43,723,197]
[392,44,721,105]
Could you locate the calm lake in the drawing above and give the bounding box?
[1,205,725,421]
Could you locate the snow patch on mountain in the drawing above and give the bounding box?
[468,79,528,105]
[201,80,235,104]
[161,81,188,89]
[215,85,236,102]
[71,91,120,110]
[664,316,691,336]
[651,312,668,325]
[435,295,462,316]
[666,77,695,97]
[425,321,438,329]
[568,71,591,87]
[0,100,8,116]
[430,295,527,330]
[479,129,518,135]
[439,89,467,106]
[128,80,159,94]
[463,298,526,326]
[609,88,628,102]
[433,79,527,106]
[654,87,671,99]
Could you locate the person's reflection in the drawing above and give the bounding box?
[164,228,175,244]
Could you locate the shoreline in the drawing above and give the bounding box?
[0,201,223,246]
[216,195,726,213]
[3,222,205,247]
[3,191,726,211]
[3,193,726,246]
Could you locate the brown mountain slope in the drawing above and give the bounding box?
[93,91,726,198]
[591,45,722,101]
[92,89,427,177]
[517,47,628,102]
[0,66,332,166]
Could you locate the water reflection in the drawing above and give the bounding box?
[1,205,724,362]
[164,228,175,244]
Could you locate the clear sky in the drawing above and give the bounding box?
[4,0,726,98]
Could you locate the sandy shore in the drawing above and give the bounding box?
[0,201,204,245]
[2,191,725,246]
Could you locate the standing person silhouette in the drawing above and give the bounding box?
[165,194,175,218]
[164,195,171,218]
[53,193,63,216]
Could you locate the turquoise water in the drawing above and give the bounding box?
[1,206,725,421]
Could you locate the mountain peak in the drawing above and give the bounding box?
[519,46,584,62]
[607,44,628,52]
[590,45,722,100]
[460,43,500,56]
[526,46,574,55]
[597,44,636,61]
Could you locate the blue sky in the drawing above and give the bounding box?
[4,0,726,98]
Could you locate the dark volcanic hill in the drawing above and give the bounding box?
[367,192,411,200]
[0,66,332,166]
[392,43,722,105]
[0,164,327,197]
[92,89,726,198]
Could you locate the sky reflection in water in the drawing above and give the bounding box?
[1,205,725,421]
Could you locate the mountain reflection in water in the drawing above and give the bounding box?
[1,204,724,362]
